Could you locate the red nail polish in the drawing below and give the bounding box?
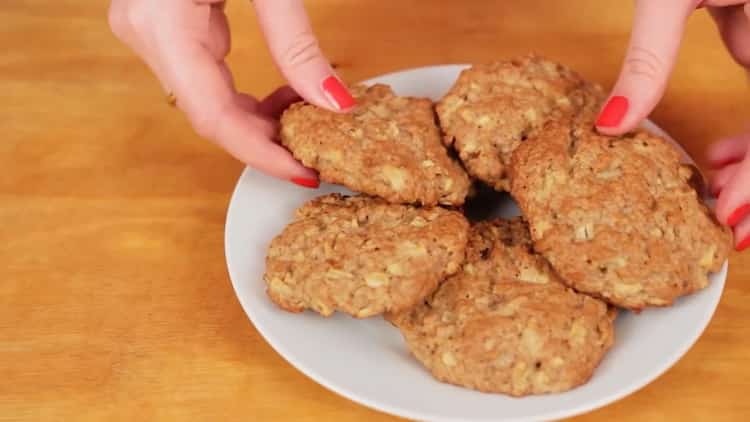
[322,76,355,110]
[291,177,319,189]
[727,203,750,227]
[596,96,629,128]
[736,235,750,252]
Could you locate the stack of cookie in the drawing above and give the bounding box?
[263,55,731,396]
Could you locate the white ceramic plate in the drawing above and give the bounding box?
[225,65,728,422]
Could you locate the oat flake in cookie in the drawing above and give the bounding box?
[388,218,615,396]
[510,120,732,310]
[280,84,471,206]
[264,194,469,318]
[436,55,603,191]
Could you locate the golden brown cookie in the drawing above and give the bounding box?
[510,120,732,310]
[436,55,603,191]
[388,218,615,396]
[264,194,469,317]
[281,84,471,206]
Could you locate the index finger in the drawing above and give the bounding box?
[254,0,355,111]
[596,0,697,135]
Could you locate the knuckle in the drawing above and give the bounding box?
[191,112,219,140]
[625,46,665,82]
[279,31,323,69]
[189,105,223,140]
[187,92,238,140]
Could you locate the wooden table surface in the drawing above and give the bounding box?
[2,1,749,420]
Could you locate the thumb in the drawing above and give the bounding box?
[254,0,355,112]
[596,0,697,135]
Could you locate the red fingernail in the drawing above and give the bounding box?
[322,76,355,110]
[596,96,629,128]
[291,177,319,189]
[727,203,750,227]
[737,235,750,252]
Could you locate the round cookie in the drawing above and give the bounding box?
[264,194,469,318]
[281,84,471,206]
[388,218,615,396]
[510,120,732,310]
[436,55,603,191]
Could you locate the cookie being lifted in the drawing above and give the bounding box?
[436,55,603,191]
[281,84,471,206]
[389,218,615,396]
[510,120,732,310]
[264,194,469,318]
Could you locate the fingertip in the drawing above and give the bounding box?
[736,234,750,252]
[291,160,319,180]
[595,96,629,127]
[287,160,320,188]
[290,176,320,189]
[280,69,357,113]
[594,95,639,135]
[715,191,732,225]
[732,206,750,251]
[321,75,356,112]
[714,166,750,227]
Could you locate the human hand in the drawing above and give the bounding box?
[708,133,750,251]
[108,0,355,188]
[595,0,750,250]
[595,1,750,134]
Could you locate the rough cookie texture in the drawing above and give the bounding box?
[510,121,732,309]
[388,219,615,396]
[436,55,603,191]
[281,84,471,206]
[264,194,470,317]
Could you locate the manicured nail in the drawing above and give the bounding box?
[727,203,750,227]
[321,76,355,110]
[736,235,750,252]
[596,96,629,128]
[290,177,319,189]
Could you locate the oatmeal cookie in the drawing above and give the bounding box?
[388,218,615,396]
[264,194,469,317]
[281,84,470,205]
[436,55,603,191]
[510,120,732,309]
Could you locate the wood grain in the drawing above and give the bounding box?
[2,1,749,420]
